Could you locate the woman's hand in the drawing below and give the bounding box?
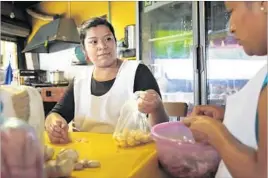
[137,89,162,114]
[182,115,223,144]
[45,113,70,144]
[190,105,225,122]
[1,129,43,178]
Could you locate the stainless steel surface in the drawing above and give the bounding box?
[25,53,40,69]
[46,70,66,84]
[20,69,47,84]
[199,1,208,105]
[192,1,201,105]
[30,82,69,87]
[22,18,80,53]
[1,21,30,38]
[124,25,136,49]
[135,1,140,61]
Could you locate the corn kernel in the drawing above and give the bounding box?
[127,137,136,146]
[122,128,129,137]
[119,140,127,147]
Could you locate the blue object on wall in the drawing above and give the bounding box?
[73,46,88,65]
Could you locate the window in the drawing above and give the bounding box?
[208,47,251,60]
[0,40,18,70]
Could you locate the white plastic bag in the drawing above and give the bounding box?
[0,85,45,143]
[73,117,115,133]
[113,93,152,148]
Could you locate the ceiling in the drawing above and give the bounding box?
[7,1,41,9]
[1,1,41,29]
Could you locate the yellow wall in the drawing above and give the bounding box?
[110,1,136,40]
[70,1,109,25]
[28,1,136,42]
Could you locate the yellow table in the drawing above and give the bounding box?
[44,132,163,178]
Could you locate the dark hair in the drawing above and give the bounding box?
[79,17,117,48]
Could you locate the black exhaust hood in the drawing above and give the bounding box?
[22,18,80,53]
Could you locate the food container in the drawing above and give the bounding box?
[46,70,66,84]
[151,121,220,178]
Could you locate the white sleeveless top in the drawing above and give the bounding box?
[216,65,267,177]
[73,60,140,127]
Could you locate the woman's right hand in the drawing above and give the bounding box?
[190,105,225,122]
[45,113,70,144]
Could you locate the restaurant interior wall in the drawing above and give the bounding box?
[27,1,136,79]
[29,1,136,42]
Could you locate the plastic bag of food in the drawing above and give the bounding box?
[73,117,115,133]
[113,93,152,148]
[0,86,45,177]
[151,122,220,178]
[0,117,44,178]
[0,85,45,143]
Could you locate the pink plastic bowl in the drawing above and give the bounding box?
[151,121,220,178]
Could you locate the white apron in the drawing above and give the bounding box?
[73,60,140,132]
[215,65,267,178]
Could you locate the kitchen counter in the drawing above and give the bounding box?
[21,84,68,116]
[39,86,67,102]
[22,82,69,102]
[38,86,68,116]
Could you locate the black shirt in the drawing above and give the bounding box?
[51,63,161,123]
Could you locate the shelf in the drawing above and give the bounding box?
[147,29,231,44]
[148,32,192,43]
[122,57,136,60]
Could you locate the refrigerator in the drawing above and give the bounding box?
[137,1,267,112]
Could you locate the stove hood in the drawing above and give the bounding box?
[22,18,80,53]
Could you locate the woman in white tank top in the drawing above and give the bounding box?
[183,1,267,178]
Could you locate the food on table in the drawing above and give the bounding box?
[74,162,84,170]
[44,145,55,161]
[56,159,75,176]
[87,160,101,168]
[56,148,79,163]
[78,159,88,168]
[44,159,74,178]
[113,128,152,147]
[75,138,89,143]
[44,146,101,177]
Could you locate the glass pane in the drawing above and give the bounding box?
[205,1,267,106]
[140,1,195,113]
[0,40,18,70]
[0,40,18,84]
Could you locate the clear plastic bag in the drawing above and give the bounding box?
[0,86,45,178]
[113,93,152,148]
[0,117,45,178]
[151,122,220,178]
[0,85,45,143]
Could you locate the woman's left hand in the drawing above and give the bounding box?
[137,89,162,114]
[182,115,222,143]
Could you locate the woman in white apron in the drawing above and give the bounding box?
[45,18,168,144]
[183,1,267,178]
